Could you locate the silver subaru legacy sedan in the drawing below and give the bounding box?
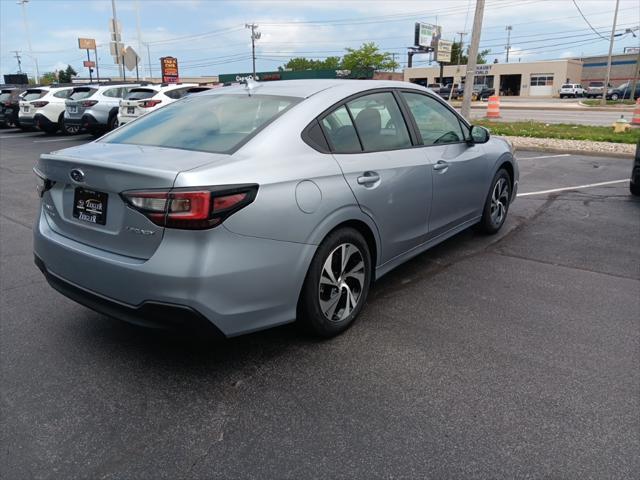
[33,80,518,338]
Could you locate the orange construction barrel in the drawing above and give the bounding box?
[632,98,640,126]
[486,96,501,119]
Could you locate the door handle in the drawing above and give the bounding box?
[357,172,380,185]
[433,160,449,171]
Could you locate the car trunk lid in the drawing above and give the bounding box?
[36,142,229,259]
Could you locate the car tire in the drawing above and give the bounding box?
[478,169,511,235]
[62,117,80,135]
[298,228,372,338]
[611,93,619,101]
[559,95,565,99]
[631,182,640,196]
[107,113,118,131]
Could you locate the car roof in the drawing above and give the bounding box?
[207,79,424,99]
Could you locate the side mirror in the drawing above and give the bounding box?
[469,125,490,144]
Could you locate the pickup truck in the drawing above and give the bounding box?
[437,83,464,100]
[472,84,495,100]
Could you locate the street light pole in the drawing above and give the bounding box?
[461,0,485,119]
[601,0,620,106]
[18,0,39,83]
[505,25,512,63]
[245,23,261,79]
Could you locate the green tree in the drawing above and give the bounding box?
[280,56,342,71]
[57,65,77,83]
[341,42,398,72]
[39,72,58,85]
[449,41,491,65]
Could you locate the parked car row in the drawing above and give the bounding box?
[3,82,215,135]
[605,82,640,101]
[428,83,494,101]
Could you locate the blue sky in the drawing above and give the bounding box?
[1,0,638,80]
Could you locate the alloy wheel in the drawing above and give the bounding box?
[318,243,365,322]
[490,178,510,227]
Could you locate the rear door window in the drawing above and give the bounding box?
[320,105,361,153]
[0,91,12,102]
[103,88,123,98]
[164,87,191,100]
[345,92,412,151]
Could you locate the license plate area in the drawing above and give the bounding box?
[23,106,29,113]
[73,187,108,225]
[69,106,78,113]
[127,106,135,114]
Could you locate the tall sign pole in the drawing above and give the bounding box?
[461,0,486,119]
[111,0,123,78]
[505,26,513,63]
[601,0,620,106]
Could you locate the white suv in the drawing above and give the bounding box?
[117,83,197,125]
[18,86,76,133]
[559,83,585,98]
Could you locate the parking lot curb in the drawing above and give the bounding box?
[513,144,633,159]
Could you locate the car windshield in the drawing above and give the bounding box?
[104,93,301,154]
[125,88,157,100]
[23,90,45,101]
[69,87,97,100]
[617,83,629,89]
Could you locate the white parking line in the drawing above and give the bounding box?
[32,136,90,144]
[518,153,571,160]
[517,179,628,197]
[0,132,42,139]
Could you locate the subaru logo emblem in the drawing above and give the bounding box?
[70,169,85,183]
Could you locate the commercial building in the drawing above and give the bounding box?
[403,53,639,97]
[404,59,583,97]
[578,53,639,87]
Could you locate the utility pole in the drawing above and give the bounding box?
[18,0,39,83]
[392,53,397,72]
[245,23,261,79]
[601,0,620,106]
[145,43,153,81]
[629,47,640,102]
[449,32,467,102]
[111,0,123,79]
[13,51,22,73]
[134,0,145,79]
[505,25,512,63]
[461,0,485,119]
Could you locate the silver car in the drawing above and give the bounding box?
[64,84,141,135]
[33,80,518,338]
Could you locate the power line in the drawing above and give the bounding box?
[572,0,609,40]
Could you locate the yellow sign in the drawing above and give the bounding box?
[78,38,96,50]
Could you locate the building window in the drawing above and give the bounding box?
[530,74,554,86]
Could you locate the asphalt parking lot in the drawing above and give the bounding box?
[1,129,639,479]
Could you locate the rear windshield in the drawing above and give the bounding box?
[589,82,604,87]
[69,87,97,100]
[125,88,157,100]
[0,92,12,101]
[561,84,574,88]
[104,94,301,154]
[23,90,46,101]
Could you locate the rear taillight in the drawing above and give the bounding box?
[31,101,49,108]
[121,185,258,230]
[140,99,162,108]
[81,100,98,107]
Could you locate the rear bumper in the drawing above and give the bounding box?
[65,113,99,128]
[33,208,316,337]
[34,255,225,337]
